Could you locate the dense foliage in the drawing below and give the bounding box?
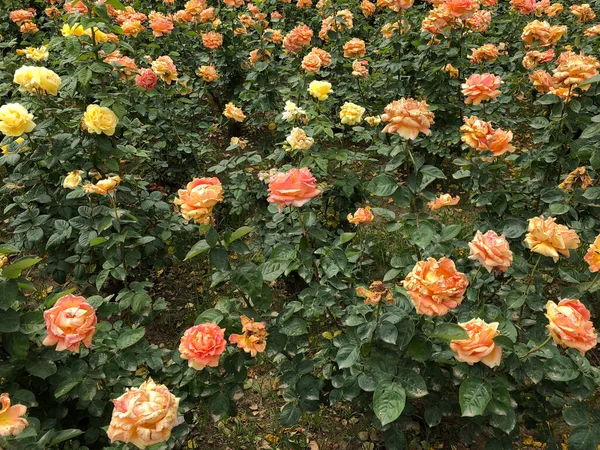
[1,0,600,448]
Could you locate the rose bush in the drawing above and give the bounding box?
[1,0,600,448]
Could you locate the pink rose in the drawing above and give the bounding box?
[43,294,96,353]
[468,230,513,272]
[179,323,227,370]
[135,68,158,90]
[267,168,322,211]
[461,73,503,105]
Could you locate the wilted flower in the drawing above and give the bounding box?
[63,170,83,189]
[347,206,374,224]
[356,281,394,306]
[570,4,595,22]
[558,167,593,192]
[365,115,381,126]
[286,127,314,151]
[524,216,580,262]
[83,175,121,195]
[428,193,460,210]
[443,64,459,77]
[546,299,597,355]
[544,2,563,16]
[381,98,435,140]
[229,316,268,356]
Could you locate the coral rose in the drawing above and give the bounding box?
[301,53,322,74]
[343,38,366,58]
[43,294,96,353]
[286,127,314,151]
[229,315,268,357]
[340,102,365,125]
[486,128,515,157]
[135,68,158,90]
[107,379,180,449]
[546,299,597,354]
[468,230,513,272]
[347,206,374,224]
[0,393,28,437]
[0,103,35,137]
[584,24,600,37]
[521,20,567,47]
[196,65,219,82]
[530,69,554,93]
[82,104,118,136]
[307,80,332,100]
[149,14,174,36]
[223,102,246,122]
[283,24,313,52]
[584,235,600,273]
[174,177,224,224]
[461,73,502,105]
[267,167,321,211]
[445,0,479,18]
[511,0,536,14]
[460,115,494,150]
[63,170,83,189]
[466,9,492,32]
[428,193,460,210]
[83,175,121,195]
[450,318,502,367]
[524,216,580,262]
[402,257,469,316]
[179,323,227,369]
[381,98,435,140]
[9,9,35,26]
[201,31,223,49]
[356,281,394,306]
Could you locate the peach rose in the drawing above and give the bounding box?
[546,299,597,354]
[10,9,35,26]
[460,115,494,150]
[530,69,554,93]
[521,20,567,47]
[522,49,555,70]
[347,206,374,224]
[151,56,178,84]
[202,31,223,49]
[83,175,121,195]
[352,59,369,77]
[544,2,563,16]
[43,294,96,353]
[570,4,595,22]
[135,68,158,90]
[381,98,435,140]
[310,48,332,66]
[283,24,313,52]
[551,52,599,92]
[107,378,180,449]
[200,7,216,22]
[511,0,536,14]
[468,230,513,272]
[462,73,502,105]
[343,38,366,58]
[524,216,580,262]
[122,20,146,37]
[0,393,28,437]
[361,0,376,16]
[228,315,268,357]
[149,14,174,37]
[466,9,492,32]
[402,257,469,316]
[301,53,322,74]
[179,323,227,370]
[469,44,499,64]
[584,235,600,273]
[223,102,245,122]
[174,177,224,224]
[486,128,515,157]
[450,318,502,367]
[445,0,479,18]
[20,22,39,34]
[584,24,600,37]
[267,167,321,211]
[428,194,460,210]
[356,281,394,306]
[196,65,219,82]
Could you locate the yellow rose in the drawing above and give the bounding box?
[84,27,109,43]
[339,102,365,125]
[14,66,61,96]
[0,103,36,137]
[16,46,49,61]
[2,137,27,155]
[307,80,332,100]
[63,170,83,190]
[83,175,121,195]
[61,23,85,37]
[82,105,119,136]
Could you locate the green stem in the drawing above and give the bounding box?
[517,254,542,326]
[520,336,552,359]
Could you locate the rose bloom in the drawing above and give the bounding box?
[122,20,146,37]
[64,0,88,14]
[443,64,459,77]
[421,4,457,35]
[381,98,435,140]
[200,7,216,22]
[264,28,284,44]
[287,127,314,151]
[43,294,96,353]
[511,0,536,14]
[196,65,219,82]
[428,193,460,210]
[584,24,600,37]
[249,49,270,64]
[223,102,245,122]
[16,45,49,62]
[301,53,322,74]
[552,52,599,92]
[83,175,121,195]
[151,56,178,84]
[469,44,499,64]
[356,281,394,306]
[365,115,381,126]
[84,27,110,43]
[45,6,62,18]
[403,257,469,316]
[340,102,366,125]
[229,315,268,357]
[450,318,502,367]
[174,177,223,224]
[135,68,158,90]
[82,104,118,136]
[223,0,244,6]
[361,0,376,16]
[310,48,332,67]
[546,299,597,354]
[584,235,600,273]
[13,66,61,96]
[524,216,580,262]
[465,9,492,32]
[530,69,554,93]
[461,73,502,105]
[544,2,563,16]
[230,137,248,149]
[445,0,479,18]
[570,4,595,22]
[10,9,35,25]
[522,20,567,47]
[61,23,85,37]
[347,206,374,224]
[201,31,223,49]
[558,167,593,193]
[267,167,321,211]
[282,24,313,52]
[381,22,399,39]
[297,0,313,9]
[343,38,366,58]
[107,379,180,449]
[460,115,494,150]
[307,80,332,101]
[20,22,39,34]
[63,170,83,189]
[468,230,513,272]
[0,393,28,437]
[179,323,227,370]
[522,48,555,70]
[149,14,174,37]
[282,100,308,122]
[0,103,36,137]
[483,128,514,158]
[481,0,497,5]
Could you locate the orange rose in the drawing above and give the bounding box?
[228,315,268,357]
[0,393,28,437]
[468,230,513,272]
[282,24,313,52]
[356,281,394,306]
[466,10,492,32]
[179,323,227,369]
[310,47,332,66]
[445,0,479,18]
[460,115,494,150]
[301,53,322,74]
[511,0,536,14]
[9,9,35,26]
[584,235,600,273]
[202,31,223,49]
[544,2,563,16]
[461,73,502,105]
[524,216,580,262]
[174,177,224,224]
[443,63,459,78]
[200,7,215,22]
[107,378,180,449]
[522,49,555,70]
[83,175,121,195]
[530,69,554,93]
[43,294,96,353]
[381,98,435,140]
[347,206,374,224]
[486,128,515,157]
[521,20,567,47]
[223,102,245,122]
[468,44,499,64]
[428,193,460,210]
[122,20,146,37]
[151,55,178,84]
[361,0,376,16]
[584,24,600,37]
[343,38,366,58]
[267,167,321,211]
[546,299,597,354]
[551,51,599,92]
[450,318,502,367]
[196,65,219,82]
[402,257,469,316]
[149,13,174,36]
[570,4,595,22]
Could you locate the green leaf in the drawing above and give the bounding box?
[367,174,398,196]
[339,232,356,244]
[78,378,97,402]
[280,403,301,427]
[545,355,579,382]
[195,309,224,325]
[0,244,19,255]
[4,332,29,359]
[563,404,590,427]
[0,308,20,332]
[549,203,570,215]
[89,237,108,246]
[459,377,491,417]
[55,378,79,398]
[49,429,84,446]
[227,226,253,244]
[440,224,462,242]
[104,0,126,10]
[280,318,307,336]
[184,240,211,261]
[0,279,19,310]
[116,328,145,349]
[568,425,600,450]
[411,225,434,249]
[373,381,406,426]
[210,392,229,421]
[377,322,398,344]
[27,358,57,379]
[498,218,527,239]
[336,345,360,369]
[1,257,42,279]
[430,323,468,341]
[397,369,428,398]
[419,165,446,179]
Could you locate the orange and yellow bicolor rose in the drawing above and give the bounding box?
[450,318,502,368]
[179,323,227,370]
[546,299,597,355]
[584,235,600,273]
[524,216,580,262]
[43,294,96,353]
[347,206,374,224]
[267,167,321,211]
[174,177,224,225]
[468,230,513,272]
[0,393,28,437]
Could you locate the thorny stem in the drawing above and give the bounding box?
[520,336,552,359]
[517,254,542,327]
[296,208,320,281]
